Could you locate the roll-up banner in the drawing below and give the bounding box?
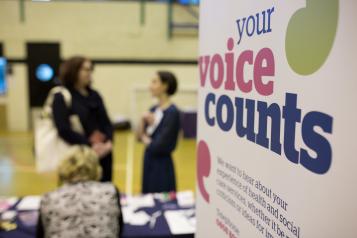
[196,1,356,237]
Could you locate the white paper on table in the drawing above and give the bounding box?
[16,196,41,210]
[122,206,135,224]
[0,197,18,212]
[164,209,196,235]
[1,210,17,220]
[122,206,151,226]
[126,194,155,210]
[129,211,151,226]
[176,191,195,207]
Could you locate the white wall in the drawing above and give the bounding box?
[92,64,197,125]
[6,65,29,131]
[0,0,198,58]
[0,0,199,131]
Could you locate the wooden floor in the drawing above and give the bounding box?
[0,131,197,196]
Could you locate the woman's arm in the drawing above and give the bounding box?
[96,92,114,141]
[146,110,180,155]
[52,93,89,145]
[136,111,155,144]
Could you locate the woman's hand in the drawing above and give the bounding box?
[92,141,112,158]
[140,134,152,145]
[142,112,155,125]
[89,130,106,144]
[137,112,154,143]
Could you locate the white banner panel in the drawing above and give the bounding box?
[196,1,357,238]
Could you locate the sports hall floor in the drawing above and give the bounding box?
[0,130,197,196]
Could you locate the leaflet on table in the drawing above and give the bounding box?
[16,196,41,210]
[0,197,18,212]
[125,194,155,209]
[122,206,151,226]
[176,190,195,207]
[164,209,196,234]
[1,210,17,221]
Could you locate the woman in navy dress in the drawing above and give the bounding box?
[52,56,113,182]
[137,71,180,193]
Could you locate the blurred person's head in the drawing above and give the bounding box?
[59,56,94,89]
[150,71,178,98]
[58,146,102,185]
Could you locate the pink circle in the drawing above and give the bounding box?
[197,140,211,203]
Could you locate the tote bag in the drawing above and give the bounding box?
[35,86,84,172]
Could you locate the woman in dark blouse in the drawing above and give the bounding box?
[137,71,180,193]
[52,56,113,181]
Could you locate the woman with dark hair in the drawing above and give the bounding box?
[137,71,180,193]
[52,56,113,181]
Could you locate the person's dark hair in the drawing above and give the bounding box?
[59,56,93,88]
[157,71,178,96]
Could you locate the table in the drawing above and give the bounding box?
[0,192,195,238]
